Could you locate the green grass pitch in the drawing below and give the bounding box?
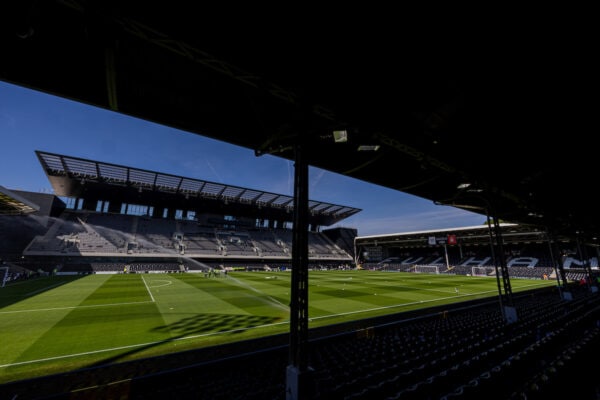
[0,270,556,383]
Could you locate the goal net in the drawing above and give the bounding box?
[471,266,496,277]
[412,265,440,274]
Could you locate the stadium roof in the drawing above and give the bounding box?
[355,223,553,248]
[2,2,598,240]
[356,223,519,240]
[0,185,39,215]
[36,150,361,224]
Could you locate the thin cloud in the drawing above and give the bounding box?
[205,159,224,184]
[310,169,326,192]
[345,207,485,236]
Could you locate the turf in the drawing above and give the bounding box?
[0,270,555,383]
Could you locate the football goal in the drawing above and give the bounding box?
[1,266,8,288]
[412,265,440,274]
[472,266,496,277]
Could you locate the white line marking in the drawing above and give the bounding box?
[147,280,172,288]
[0,342,158,368]
[0,301,154,314]
[226,275,289,311]
[309,296,471,321]
[25,282,66,297]
[0,321,287,369]
[140,275,155,302]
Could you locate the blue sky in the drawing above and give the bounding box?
[0,80,485,236]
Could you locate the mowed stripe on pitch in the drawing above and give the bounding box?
[0,274,113,365]
[4,275,164,366]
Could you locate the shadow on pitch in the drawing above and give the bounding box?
[0,274,87,310]
[85,313,281,368]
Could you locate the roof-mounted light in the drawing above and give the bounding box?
[332,130,348,143]
[357,145,380,151]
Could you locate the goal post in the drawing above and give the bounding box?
[413,265,440,274]
[471,266,496,277]
[1,266,9,288]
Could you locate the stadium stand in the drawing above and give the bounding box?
[356,224,598,285]
[0,152,358,280]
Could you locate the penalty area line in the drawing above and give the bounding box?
[140,275,155,302]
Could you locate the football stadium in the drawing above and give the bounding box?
[1,152,598,399]
[2,3,600,399]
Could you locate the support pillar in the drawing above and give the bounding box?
[486,211,516,324]
[286,141,313,400]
